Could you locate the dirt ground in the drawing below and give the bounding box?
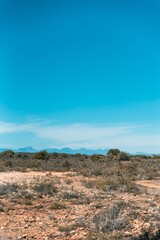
[0,171,160,240]
[135,179,160,195]
[0,171,73,185]
[1,171,159,190]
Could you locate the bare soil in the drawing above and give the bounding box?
[0,171,160,240]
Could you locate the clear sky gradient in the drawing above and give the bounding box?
[0,0,160,152]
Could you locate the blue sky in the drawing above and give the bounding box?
[0,0,160,152]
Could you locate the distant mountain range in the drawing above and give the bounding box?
[0,147,37,153]
[45,147,109,155]
[0,147,109,155]
[0,146,158,156]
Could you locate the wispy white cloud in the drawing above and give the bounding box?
[34,123,160,152]
[0,120,159,152]
[35,124,135,144]
[0,121,33,134]
[35,123,133,141]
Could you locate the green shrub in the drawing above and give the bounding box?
[60,153,68,158]
[91,154,101,161]
[107,149,129,161]
[50,152,58,158]
[1,150,14,158]
[17,153,28,159]
[32,150,49,160]
[116,151,129,161]
[107,149,120,156]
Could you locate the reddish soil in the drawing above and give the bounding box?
[0,171,160,240]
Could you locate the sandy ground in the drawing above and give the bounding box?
[0,172,160,239]
[135,179,160,195]
[0,171,94,197]
[0,171,69,184]
[135,180,160,189]
[0,171,80,190]
[0,171,160,194]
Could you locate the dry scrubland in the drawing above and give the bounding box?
[0,150,160,240]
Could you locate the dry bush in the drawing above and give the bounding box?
[59,218,87,232]
[91,154,101,161]
[11,190,35,205]
[85,231,123,240]
[59,224,77,232]
[0,151,159,185]
[31,177,58,196]
[93,200,129,233]
[0,183,18,196]
[50,201,67,210]
[62,190,80,199]
[132,230,160,240]
[60,153,68,158]
[16,153,28,159]
[64,178,73,185]
[50,152,59,159]
[82,175,140,193]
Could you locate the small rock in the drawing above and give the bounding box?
[24,224,29,228]
[0,205,4,212]
[143,222,151,231]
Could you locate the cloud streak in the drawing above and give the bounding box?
[0,121,159,152]
[0,121,33,134]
